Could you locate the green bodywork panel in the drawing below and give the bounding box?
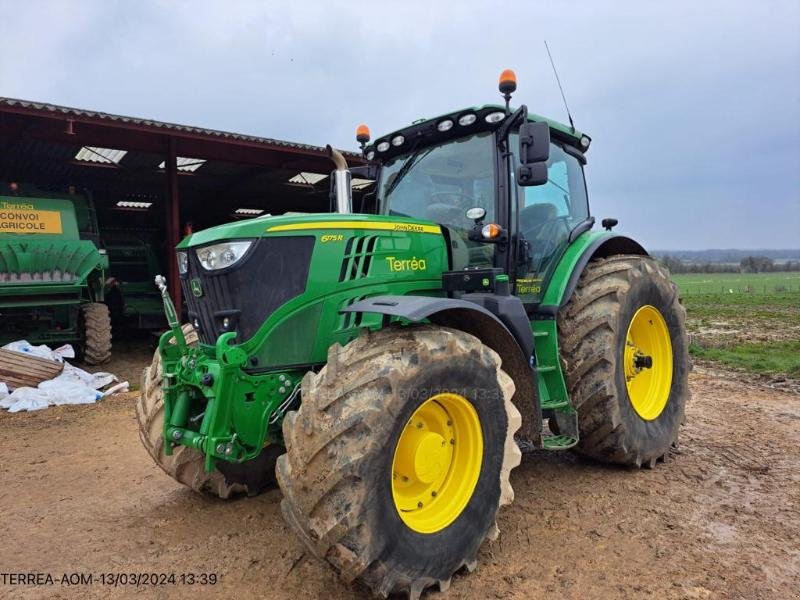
[0,195,107,344]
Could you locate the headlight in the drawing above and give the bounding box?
[376,141,390,152]
[458,113,476,126]
[177,251,188,274]
[196,240,252,271]
[437,119,454,132]
[391,135,405,147]
[484,111,506,124]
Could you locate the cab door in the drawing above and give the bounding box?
[508,134,591,305]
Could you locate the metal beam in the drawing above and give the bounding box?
[165,136,182,318]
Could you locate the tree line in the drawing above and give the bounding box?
[657,255,800,274]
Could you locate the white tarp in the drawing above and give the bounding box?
[0,340,129,412]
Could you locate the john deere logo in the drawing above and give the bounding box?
[190,279,203,297]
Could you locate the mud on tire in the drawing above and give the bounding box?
[135,325,248,499]
[558,255,689,467]
[80,302,112,365]
[276,326,521,598]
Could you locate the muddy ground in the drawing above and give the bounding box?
[81,329,156,389]
[1,367,798,599]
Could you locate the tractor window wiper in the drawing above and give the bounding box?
[383,146,435,199]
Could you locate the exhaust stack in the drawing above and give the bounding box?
[326,145,352,214]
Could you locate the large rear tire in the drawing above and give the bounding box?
[558,255,689,467]
[277,326,521,598]
[80,302,112,365]
[135,325,277,498]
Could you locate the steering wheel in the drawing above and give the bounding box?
[426,192,476,224]
[522,215,569,241]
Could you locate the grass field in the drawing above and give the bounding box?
[672,271,800,295]
[670,272,800,378]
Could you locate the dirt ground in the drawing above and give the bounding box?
[78,329,156,390]
[1,367,798,599]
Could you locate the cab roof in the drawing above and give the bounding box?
[364,104,590,163]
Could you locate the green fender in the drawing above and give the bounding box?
[540,230,648,311]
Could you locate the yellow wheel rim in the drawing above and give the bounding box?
[624,305,673,421]
[391,392,483,534]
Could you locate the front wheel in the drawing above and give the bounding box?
[558,255,689,467]
[277,326,521,597]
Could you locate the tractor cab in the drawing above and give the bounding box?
[357,95,592,307]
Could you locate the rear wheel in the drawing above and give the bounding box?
[558,255,689,467]
[80,302,112,365]
[277,326,521,598]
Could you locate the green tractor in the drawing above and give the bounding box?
[0,185,112,364]
[137,71,688,597]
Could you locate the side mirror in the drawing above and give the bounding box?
[516,121,550,187]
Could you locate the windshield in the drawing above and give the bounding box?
[378,132,496,269]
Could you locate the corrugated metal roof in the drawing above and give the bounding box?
[156,157,207,172]
[287,172,328,185]
[75,146,128,164]
[0,96,362,159]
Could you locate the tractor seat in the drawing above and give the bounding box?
[520,203,558,238]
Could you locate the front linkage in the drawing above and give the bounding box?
[154,276,301,473]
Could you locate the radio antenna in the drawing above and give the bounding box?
[544,40,575,132]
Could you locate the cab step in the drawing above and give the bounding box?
[542,435,578,450]
[540,398,570,410]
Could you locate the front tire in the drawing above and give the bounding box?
[558,255,689,467]
[277,326,521,598]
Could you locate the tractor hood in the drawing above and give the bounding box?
[179,212,442,248]
[177,212,448,347]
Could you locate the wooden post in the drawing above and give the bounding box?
[165,136,182,319]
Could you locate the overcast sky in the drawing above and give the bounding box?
[1,0,798,250]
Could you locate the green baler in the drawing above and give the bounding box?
[0,190,111,363]
[137,72,688,597]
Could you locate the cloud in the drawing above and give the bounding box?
[1,0,798,248]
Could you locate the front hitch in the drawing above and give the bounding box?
[152,275,301,472]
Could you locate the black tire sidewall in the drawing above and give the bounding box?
[366,357,508,579]
[615,271,688,457]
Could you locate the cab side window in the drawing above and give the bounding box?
[511,135,589,302]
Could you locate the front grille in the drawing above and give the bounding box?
[182,236,315,344]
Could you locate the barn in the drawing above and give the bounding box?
[0,97,365,316]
